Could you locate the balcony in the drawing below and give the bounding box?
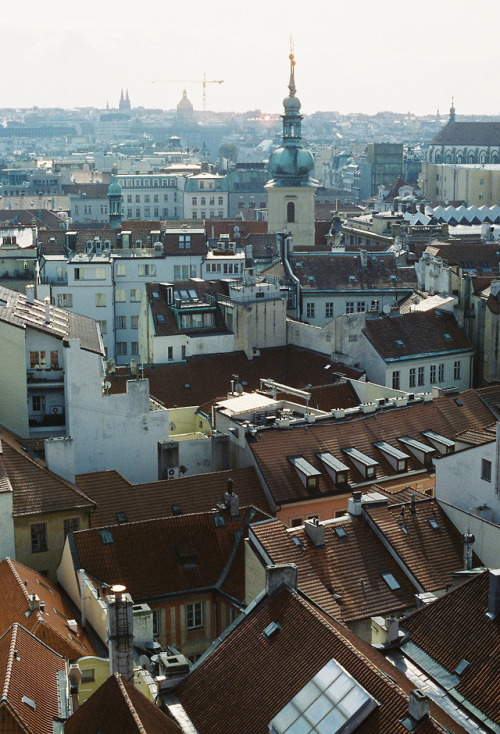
[27,368,64,387]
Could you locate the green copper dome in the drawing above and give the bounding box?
[108,179,122,196]
[268,145,314,180]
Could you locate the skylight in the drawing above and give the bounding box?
[214,514,225,528]
[381,572,401,590]
[334,526,348,539]
[292,536,304,548]
[269,658,377,733]
[428,518,440,530]
[100,529,113,545]
[116,512,127,524]
[263,622,282,640]
[157,314,165,323]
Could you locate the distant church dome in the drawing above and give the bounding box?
[177,90,194,113]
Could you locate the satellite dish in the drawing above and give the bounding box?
[383,304,391,314]
[139,655,152,672]
[235,382,243,394]
[104,381,112,390]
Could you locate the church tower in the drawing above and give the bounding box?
[266,50,317,248]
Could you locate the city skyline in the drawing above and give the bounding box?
[3,0,500,115]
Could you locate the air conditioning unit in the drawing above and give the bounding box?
[167,467,179,480]
[51,406,64,415]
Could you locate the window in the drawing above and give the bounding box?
[95,268,106,280]
[130,289,141,302]
[115,315,126,329]
[179,235,191,249]
[182,345,186,360]
[371,299,379,312]
[115,262,126,277]
[325,302,334,318]
[481,458,492,482]
[438,363,445,382]
[418,366,425,386]
[98,320,107,334]
[152,609,160,637]
[287,201,295,222]
[192,197,197,206]
[63,518,79,538]
[95,293,106,307]
[200,197,206,205]
[57,293,73,308]
[346,302,354,314]
[186,602,203,629]
[31,523,47,553]
[381,572,401,590]
[218,196,223,206]
[290,517,303,527]
[430,364,436,383]
[454,360,461,380]
[168,347,173,361]
[32,395,46,412]
[306,302,315,318]
[115,289,126,303]
[135,194,140,203]
[131,342,139,355]
[357,301,366,312]
[392,370,400,390]
[138,264,156,277]
[81,669,95,683]
[154,208,159,217]
[131,316,138,329]
[409,368,416,388]
[116,342,127,356]
[30,351,46,368]
[50,351,59,368]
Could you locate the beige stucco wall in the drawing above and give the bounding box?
[266,184,316,248]
[420,162,500,206]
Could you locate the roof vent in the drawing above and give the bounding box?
[28,594,40,612]
[67,619,78,634]
[265,563,298,596]
[262,621,282,640]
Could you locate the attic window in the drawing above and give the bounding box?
[390,274,397,280]
[444,333,452,340]
[455,399,463,406]
[288,456,321,491]
[295,262,302,268]
[395,339,404,347]
[292,536,303,548]
[100,529,113,545]
[116,512,127,524]
[262,621,282,640]
[428,518,440,530]
[174,540,198,568]
[316,452,349,486]
[171,504,183,515]
[184,383,191,389]
[342,447,378,480]
[454,659,470,675]
[152,291,160,299]
[213,514,225,528]
[381,572,401,590]
[22,695,36,711]
[349,275,356,281]
[156,314,165,323]
[334,526,348,539]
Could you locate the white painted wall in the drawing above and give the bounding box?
[0,321,28,437]
[0,477,16,560]
[438,500,500,568]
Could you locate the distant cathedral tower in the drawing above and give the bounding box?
[108,164,123,229]
[266,50,317,247]
[119,89,131,111]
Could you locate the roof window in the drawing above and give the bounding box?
[421,430,455,454]
[334,526,348,539]
[381,572,401,590]
[156,314,165,323]
[316,452,349,486]
[213,514,225,528]
[342,447,378,480]
[292,536,303,548]
[428,518,440,530]
[116,512,127,524]
[454,659,470,675]
[171,504,182,515]
[100,529,113,545]
[288,456,321,492]
[374,441,410,473]
[22,695,36,711]
[262,621,282,640]
[395,339,404,347]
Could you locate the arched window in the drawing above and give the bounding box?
[287,201,295,223]
[445,152,452,164]
[468,151,476,164]
[435,152,442,164]
[491,152,499,164]
[479,151,486,164]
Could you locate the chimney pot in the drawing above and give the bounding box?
[386,615,399,644]
[44,297,50,324]
[28,594,40,612]
[265,563,297,596]
[348,492,363,516]
[408,689,429,722]
[26,285,34,305]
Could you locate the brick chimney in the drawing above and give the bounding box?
[107,585,134,682]
[265,564,297,596]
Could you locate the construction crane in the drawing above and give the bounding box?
[148,74,224,113]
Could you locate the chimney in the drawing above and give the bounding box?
[26,284,34,305]
[67,619,78,634]
[348,491,362,517]
[359,249,367,268]
[44,297,51,324]
[408,690,430,722]
[265,563,298,596]
[462,531,475,571]
[304,518,325,547]
[28,594,40,612]
[224,478,240,518]
[386,616,399,644]
[68,664,82,696]
[107,585,134,682]
[488,569,500,618]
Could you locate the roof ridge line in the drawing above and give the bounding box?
[116,674,147,734]
[7,558,31,606]
[1,622,18,703]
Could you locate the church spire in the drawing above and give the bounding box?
[449,97,456,125]
[288,38,296,98]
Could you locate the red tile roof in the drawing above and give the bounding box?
[0,434,95,518]
[249,390,495,505]
[0,558,95,660]
[71,507,267,604]
[74,467,272,528]
[65,673,181,733]
[249,516,416,622]
[363,498,474,591]
[363,311,473,360]
[0,623,67,734]
[176,586,467,734]
[402,571,500,728]
[108,346,363,409]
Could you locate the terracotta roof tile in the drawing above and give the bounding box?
[108,346,362,409]
[0,434,95,518]
[72,507,267,604]
[290,252,417,291]
[65,673,181,733]
[364,498,474,591]
[75,467,272,528]
[364,311,472,360]
[402,571,500,728]
[249,390,495,505]
[0,623,67,734]
[176,586,466,734]
[0,558,95,660]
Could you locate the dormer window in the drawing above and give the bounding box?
[398,436,435,466]
[288,456,321,491]
[421,430,455,455]
[316,452,349,487]
[342,447,378,480]
[373,441,410,473]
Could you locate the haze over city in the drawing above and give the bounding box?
[4,0,500,115]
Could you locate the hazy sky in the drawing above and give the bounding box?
[3,0,500,115]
